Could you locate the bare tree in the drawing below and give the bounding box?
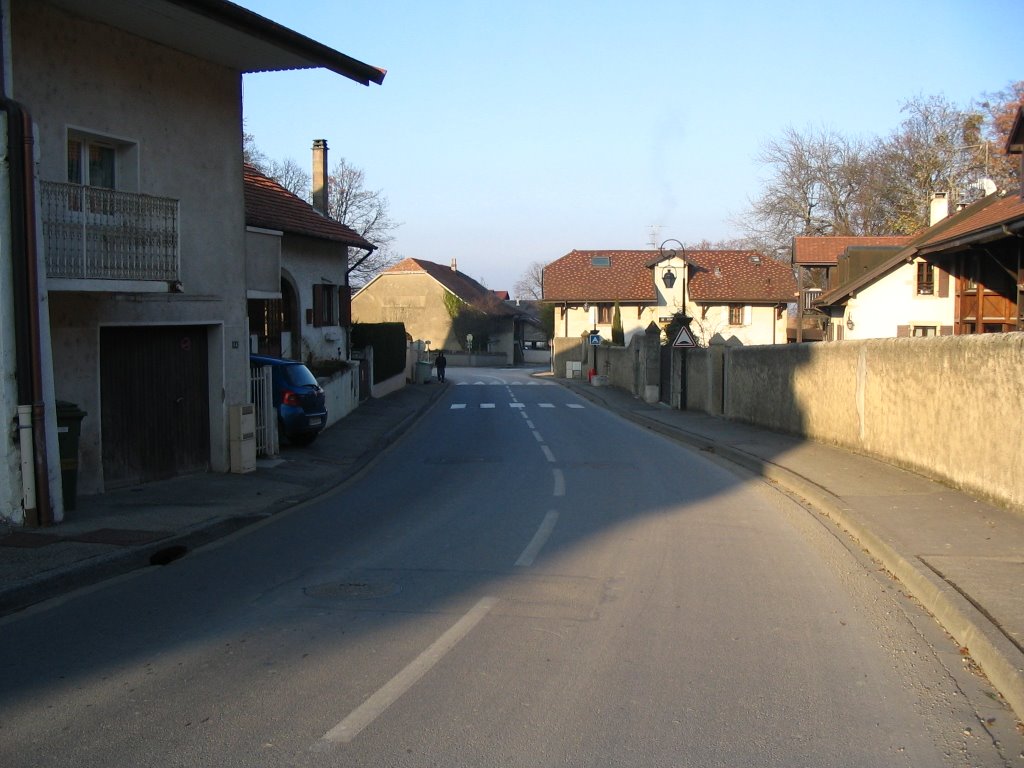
[865,94,988,232]
[738,125,870,258]
[264,157,311,199]
[514,260,546,300]
[327,158,400,287]
[242,134,400,287]
[979,80,1024,192]
[737,89,1008,257]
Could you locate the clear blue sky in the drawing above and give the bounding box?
[237,0,1019,296]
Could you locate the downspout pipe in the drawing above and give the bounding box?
[3,97,52,526]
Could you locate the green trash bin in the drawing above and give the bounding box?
[55,400,86,512]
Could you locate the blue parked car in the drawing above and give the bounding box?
[250,354,327,445]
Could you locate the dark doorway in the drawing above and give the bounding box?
[100,326,210,488]
[659,345,672,405]
[247,298,283,356]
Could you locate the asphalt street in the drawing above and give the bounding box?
[1,367,1020,766]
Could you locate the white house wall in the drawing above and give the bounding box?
[245,227,284,297]
[558,304,654,344]
[14,1,250,492]
[283,236,349,363]
[843,262,954,340]
[693,305,786,346]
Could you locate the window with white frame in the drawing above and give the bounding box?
[728,305,745,326]
[66,131,138,192]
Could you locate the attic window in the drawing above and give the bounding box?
[590,256,611,267]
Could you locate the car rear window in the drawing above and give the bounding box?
[282,364,318,387]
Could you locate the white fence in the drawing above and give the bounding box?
[249,364,278,457]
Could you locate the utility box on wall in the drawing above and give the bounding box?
[229,404,257,473]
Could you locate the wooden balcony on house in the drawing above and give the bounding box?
[40,181,180,286]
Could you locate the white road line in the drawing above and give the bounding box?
[525,420,535,429]
[317,597,499,746]
[539,403,555,408]
[541,445,556,463]
[516,511,559,567]
[552,468,565,497]
[510,403,525,408]
[567,404,584,409]
[450,404,466,410]
[532,430,544,442]
[480,403,495,409]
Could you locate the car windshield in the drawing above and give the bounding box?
[282,364,318,388]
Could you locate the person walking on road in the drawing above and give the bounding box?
[434,351,447,382]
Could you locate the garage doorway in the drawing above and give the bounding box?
[100,326,210,488]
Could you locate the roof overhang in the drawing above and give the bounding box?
[45,0,386,85]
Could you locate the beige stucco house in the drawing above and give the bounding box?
[0,0,383,524]
[542,249,795,347]
[352,258,525,364]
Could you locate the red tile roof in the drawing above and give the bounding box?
[382,258,518,316]
[792,236,912,265]
[542,249,796,304]
[243,164,374,250]
[542,250,659,302]
[817,189,1024,304]
[687,251,797,303]
[916,191,1024,251]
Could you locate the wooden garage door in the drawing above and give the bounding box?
[100,326,210,488]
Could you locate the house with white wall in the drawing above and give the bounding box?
[542,248,795,347]
[244,147,375,365]
[815,188,1022,338]
[0,0,383,525]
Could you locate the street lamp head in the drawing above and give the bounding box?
[662,268,676,289]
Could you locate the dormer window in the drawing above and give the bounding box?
[590,256,611,267]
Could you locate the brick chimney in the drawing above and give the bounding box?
[312,139,328,215]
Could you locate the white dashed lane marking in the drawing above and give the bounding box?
[447,403,586,410]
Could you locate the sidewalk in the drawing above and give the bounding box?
[1,373,1022,722]
[0,381,450,616]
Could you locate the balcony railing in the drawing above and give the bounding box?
[40,181,180,282]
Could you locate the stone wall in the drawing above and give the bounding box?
[720,334,1024,511]
[553,332,1024,512]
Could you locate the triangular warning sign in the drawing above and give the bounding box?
[672,325,697,348]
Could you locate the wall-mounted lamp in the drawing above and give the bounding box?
[846,315,855,331]
[662,268,676,289]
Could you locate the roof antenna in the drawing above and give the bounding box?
[647,224,662,248]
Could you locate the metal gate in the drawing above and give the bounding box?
[249,363,278,457]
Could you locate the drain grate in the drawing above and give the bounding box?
[304,581,400,600]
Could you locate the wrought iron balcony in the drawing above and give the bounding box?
[40,181,180,283]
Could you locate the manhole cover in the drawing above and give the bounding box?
[304,581,400,600]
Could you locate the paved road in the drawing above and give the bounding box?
[0,367,1019,766]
